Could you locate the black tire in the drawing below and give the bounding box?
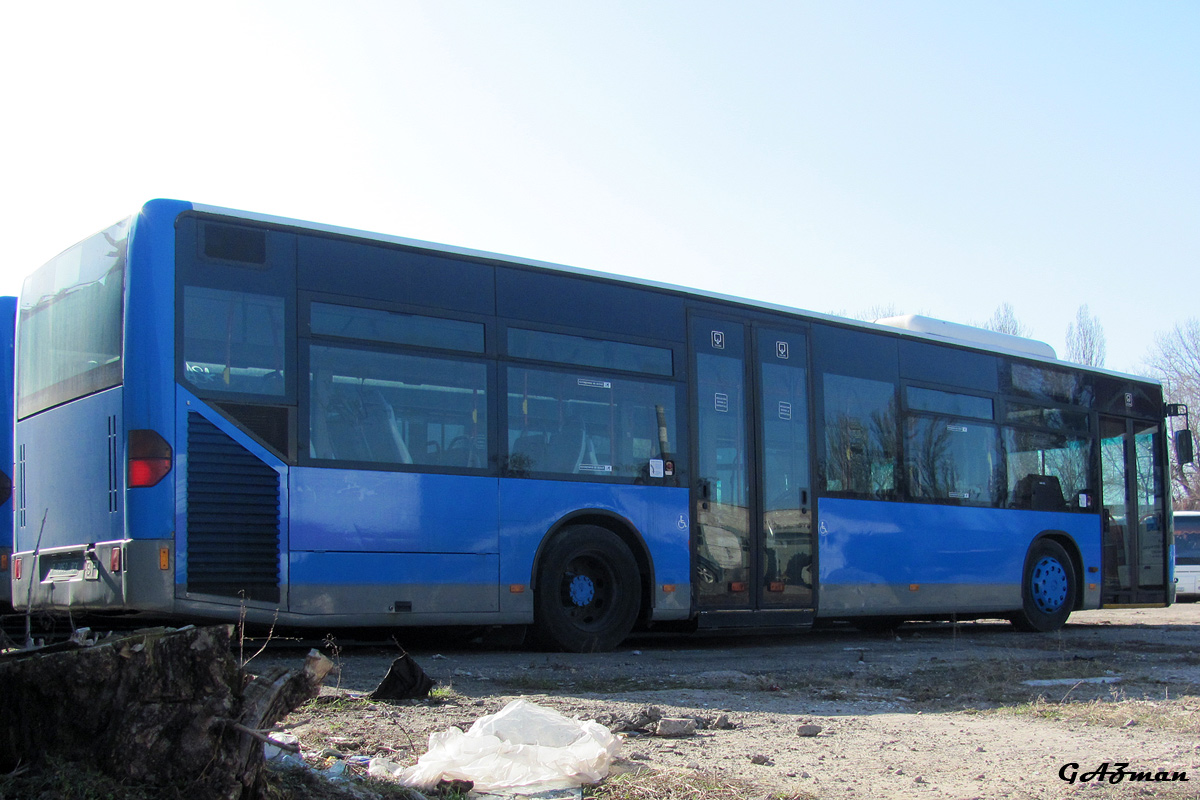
[534,525,641,652]
[1010,539,1077,632]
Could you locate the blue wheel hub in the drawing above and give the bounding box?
[1030,556,1068,614]
[569,574,596,606]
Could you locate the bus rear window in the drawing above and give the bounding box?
[17,218,129,418]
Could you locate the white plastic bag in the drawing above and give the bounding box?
[374,699,620,792]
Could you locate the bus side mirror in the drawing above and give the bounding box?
[1176,429,1194,465]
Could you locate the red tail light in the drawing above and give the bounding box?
[128,429,172,488]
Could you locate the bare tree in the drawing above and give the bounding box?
[1145,319,1200,508]
[1065,304,1107,367]
[856,303,900,322]
[982,302,1031,337]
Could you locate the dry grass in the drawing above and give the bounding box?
[586,769,816,800]
[990,691,1200,734]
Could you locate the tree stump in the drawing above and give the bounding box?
[0,625,333,799]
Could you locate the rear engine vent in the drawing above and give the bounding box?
[186,413,280,602]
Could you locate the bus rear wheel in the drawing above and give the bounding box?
[1010,539,1076,632]
[534,525,641,653]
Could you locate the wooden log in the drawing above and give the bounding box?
[0,625,333,799]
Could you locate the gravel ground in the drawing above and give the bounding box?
[252,604,1200,799]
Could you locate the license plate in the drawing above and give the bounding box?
[45,553,85,581]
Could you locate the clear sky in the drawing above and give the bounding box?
[1,2,1196,375]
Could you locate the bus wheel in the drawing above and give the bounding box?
[1010,539,1076,632]
[534,525,641,653]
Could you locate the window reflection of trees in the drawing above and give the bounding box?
[906,419,1002,504]
[824,376,896,498]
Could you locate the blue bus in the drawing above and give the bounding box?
[10,201,1181,650]
[0,296,15,612]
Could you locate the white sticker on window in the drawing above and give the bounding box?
[649,459,664,478]
[778,401,792,420]
[577,378,612,389]
[714,392,729,413]
[578,463,613,473]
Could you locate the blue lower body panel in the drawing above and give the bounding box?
[815,497,1100,616]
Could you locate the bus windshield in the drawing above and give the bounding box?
[17,218,129,419]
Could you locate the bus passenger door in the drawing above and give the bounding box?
[756,328,813,609]
[693,318,751,608]
[1099,415,1167,604]
[691,317,814,616]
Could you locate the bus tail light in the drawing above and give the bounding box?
[128,430,172,488]
[0,553,8,572]
[13,556,20,580]
[110,548,122,573]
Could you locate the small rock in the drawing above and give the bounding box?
[319,747,345,759]
[797,724,823,737]
[750,754,773,765]
[914,776,927,784]
[654,718,698,737]
[687,761,701,770]
[639,705,664,722]
[1122,719,1138,728]
[629,751,650,761]
[712,713,735,729]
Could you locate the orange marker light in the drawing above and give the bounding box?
[159,548,170,570]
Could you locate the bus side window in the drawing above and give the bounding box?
[309,344,487,470]
[821,373,897,499]
[1003,428,1092,512]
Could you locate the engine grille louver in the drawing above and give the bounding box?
[186,413,281,602]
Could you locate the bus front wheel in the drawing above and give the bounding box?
[534,525,641,653]
[1010,539,1076,632]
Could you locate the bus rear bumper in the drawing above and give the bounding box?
[11,540,174,614]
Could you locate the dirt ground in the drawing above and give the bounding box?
[252,604,1200,799]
